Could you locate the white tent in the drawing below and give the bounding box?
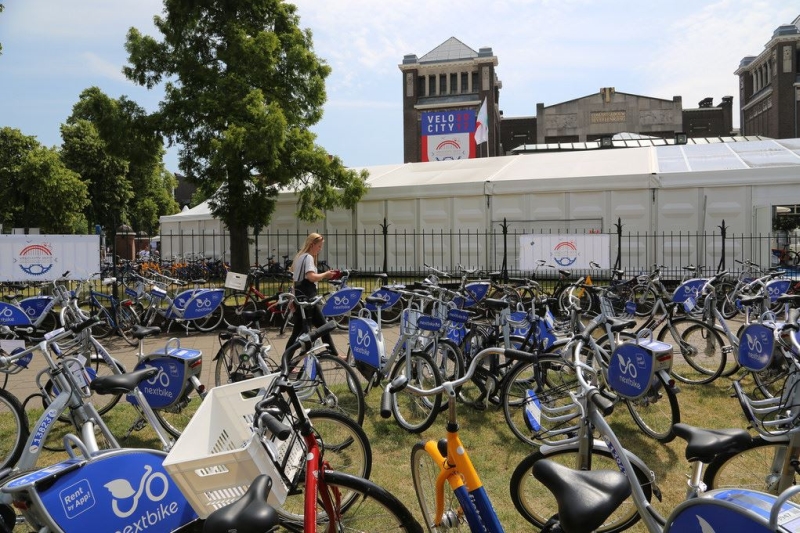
[159,137,800,267]
[159,201,227,260]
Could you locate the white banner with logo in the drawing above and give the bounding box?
[0,235,100,282]
[519,234,609,270]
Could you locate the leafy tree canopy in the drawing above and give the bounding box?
[63,87,179,235]
[124,0,368,270]
[0,127,88,233]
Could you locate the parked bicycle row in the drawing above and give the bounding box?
[2,253,800,531]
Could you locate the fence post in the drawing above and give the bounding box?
[499,218,509,282]
[717,220,727,273]
[614,218,623,271]
[381,218,389,274]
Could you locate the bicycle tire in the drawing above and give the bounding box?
[34,311,59,336]
[274,409,373,525]
[286,353,366,425]
[79,299,113,338]
[624,371,680,443]
[423,338,465,387]
[213,337,277,387]
[390,351,442,433]
[502,355,581,447]
[379,296,405,325]
[715,280,740,319]
[752,353,791,399]
[509,446,653,533]
[411,441,464,532]
[222,291,258,328]
[704,437,800,498]
[152,382,204,438]
[116,303,141,346]
[631,284,658,317]
[283,470,423,533]
[657,318,726,385]
[43,355,123,421]
[190,304,225,332]
[0,387,29,472]
[456,324,495,408]
[330,300,364,331]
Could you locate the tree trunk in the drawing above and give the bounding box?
[228,222,251,273]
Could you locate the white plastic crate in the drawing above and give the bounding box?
[163,374,304,519]
[224,271,249,291]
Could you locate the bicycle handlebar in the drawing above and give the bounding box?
[379,346,538,418]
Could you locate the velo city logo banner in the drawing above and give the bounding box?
[0,235,100,282]
[420,110,477,162]
[518,234,609,271]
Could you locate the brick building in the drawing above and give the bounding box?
[735,15,800,138]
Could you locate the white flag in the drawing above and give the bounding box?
[474,97,488,145]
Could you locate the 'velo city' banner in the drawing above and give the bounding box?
[519,234,609,271]
[0,235,100,282]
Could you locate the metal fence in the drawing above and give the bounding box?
[158,220,800,283]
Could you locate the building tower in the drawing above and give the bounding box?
[399,37,501,163]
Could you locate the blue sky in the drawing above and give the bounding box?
[0,1,797,173]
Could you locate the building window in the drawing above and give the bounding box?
[428,75,435,96]
[471,72,478,94]
[461,72,468,93]
[417,76,426,97]
[439,74,447,95]
[450,73,457,94]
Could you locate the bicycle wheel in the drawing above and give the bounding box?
[631,284,658,317]
[34,310,59,336]
[152,382,204,438]
[716,280,740,319]
[191,304,225,332]
[287,353,366,425]
[214,337,276,387]
[43,355,123,421]
[456,324,494,408]
[222,291,258,328]
[306,471,423,532]
[752,353,791,399]
[624,372,680,443]
[274,409,373,525]
[390,351,442,433]
[79,299,113,338]
[379,296,405,325]
[509,446,652,533]
[657,318,726,385]
[704,437,799,499]
[331,300,364,331]
[502,356,581,447]
[411,441,465,532]
[423,339,465,386]
[116,303,141,346]
[0,388,28,472]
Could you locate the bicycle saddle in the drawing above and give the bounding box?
[673,424,752,464]
[202,474,279,533]
[533,459,630,533]
[90,367,159,395]
[482,298,510,311]
[241,309,268,322]
[131,325,162,339]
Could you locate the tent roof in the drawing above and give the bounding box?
[160,200,214,223]
[161,137,800,222]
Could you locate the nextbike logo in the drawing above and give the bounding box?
[17,243,55,276]
[551,241,578,267]
[194,297,213,308]
[107,465,179,532]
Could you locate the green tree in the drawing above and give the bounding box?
[64,87,179,235]
[60,119,132,233]
[0,127,88,233]
[124,0,368,270]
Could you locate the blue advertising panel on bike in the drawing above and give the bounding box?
[35,450,197,533]
[170,288,225,320]
[766,279,792,303]
[0,301,32,326]
[672,278,708,304]
[737,323,775,372]
[608,343,655,400]
[349,317,383,368]
[132,357,190,409]
[364,287,401,312]
[322,288,364,317]
[19,296,53,320]
[417,314,443,332]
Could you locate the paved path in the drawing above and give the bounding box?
[2,320,402,409]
